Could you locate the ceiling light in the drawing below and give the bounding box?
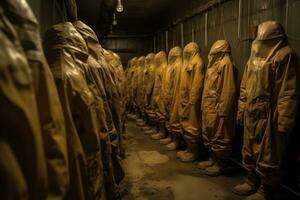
[116,0,123,12]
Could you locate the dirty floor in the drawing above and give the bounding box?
[120,120,244,200]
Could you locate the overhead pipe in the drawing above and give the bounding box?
[181,23,184,47]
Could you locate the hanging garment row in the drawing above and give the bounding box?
[0,0,128,199]
[125,21,300,200]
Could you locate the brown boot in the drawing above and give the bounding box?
[177,142,200,162]
[151,132,165,140]
[205,156,231,176]
[233,171,260,196]
[197,157,215,170]
[141,126,151,131]
[165,133,181,150]
[245,185,265,200]
[159,136,172,144]
[205,162,223,176]
[245,184,276,200]
[144,129,156,135]
[137,121,146,126]
[165,141,178,150]
[136,118,143,123]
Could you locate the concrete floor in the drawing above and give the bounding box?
[120,119,245,200]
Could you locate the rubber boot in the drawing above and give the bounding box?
[205,161,223,176]
[197,157,215,170]
[177,141,200,162]
[233,171,260,196]
[159,136,172,144]
[127,113,135,119]
[245,184,277,200]
[151,131,166,140]
[165,133,181,151]
[141,126,151,131]
[144,129,156,135]
[137,120,146,126]
[132,114,139,119]
[136,118,143,123]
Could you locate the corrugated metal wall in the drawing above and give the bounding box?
[153,0,300,80]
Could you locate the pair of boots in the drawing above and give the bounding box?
[233,172,277,200]
[197,153,229,176]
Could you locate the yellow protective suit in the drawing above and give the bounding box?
[126,58,137,111]
[238,21,299,186]
[202,40,237,159]
[148,51,168,121]
[136,56,146,111]
[143,53,156,113]
[0,10,46,199]
[164,47,183,126]
[178,42,205,142]
[2,1,69,199]
[73,21,124,199]
[130,58,139,111]
[44,22,103,200]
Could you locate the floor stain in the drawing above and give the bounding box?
[121,120,244,200]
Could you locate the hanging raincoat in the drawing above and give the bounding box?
[0,8,46,199]
[164,47,183,130]
[143,53,156,113]
[202,40,237,159]
[136,56,146,110]
[178,42,205,141]
[149,51,168,121]
[2,1,70,198]
[44,22,103,200]
[73,21,124,199]
[238,21,299,185]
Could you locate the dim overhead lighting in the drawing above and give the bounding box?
[116,0,123,12]
[112,13,117,25]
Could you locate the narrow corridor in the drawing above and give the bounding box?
[120,119,244,200]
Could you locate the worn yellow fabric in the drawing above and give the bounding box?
[130,57,139,110]
[143,53,155,113]
[148,51,168,120]
[202,40,238,158]
[238,21,299,185]
[73,21,124,198]
[126,58,137,110]
[2,1,70,199]
[136,56,146,110]
[0,10,46,199]
[177,42,205,140]
[0,141,28,200]
[166,47,183,131]
[103,49,122,135]
[44,22,104,200]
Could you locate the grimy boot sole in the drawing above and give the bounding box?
[159,137,172,144]
[166,142,179,151]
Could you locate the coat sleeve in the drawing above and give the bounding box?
[218,60,237,116]
[276,53,299,133]
[189,60,205,105]
[237,63,248,123]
